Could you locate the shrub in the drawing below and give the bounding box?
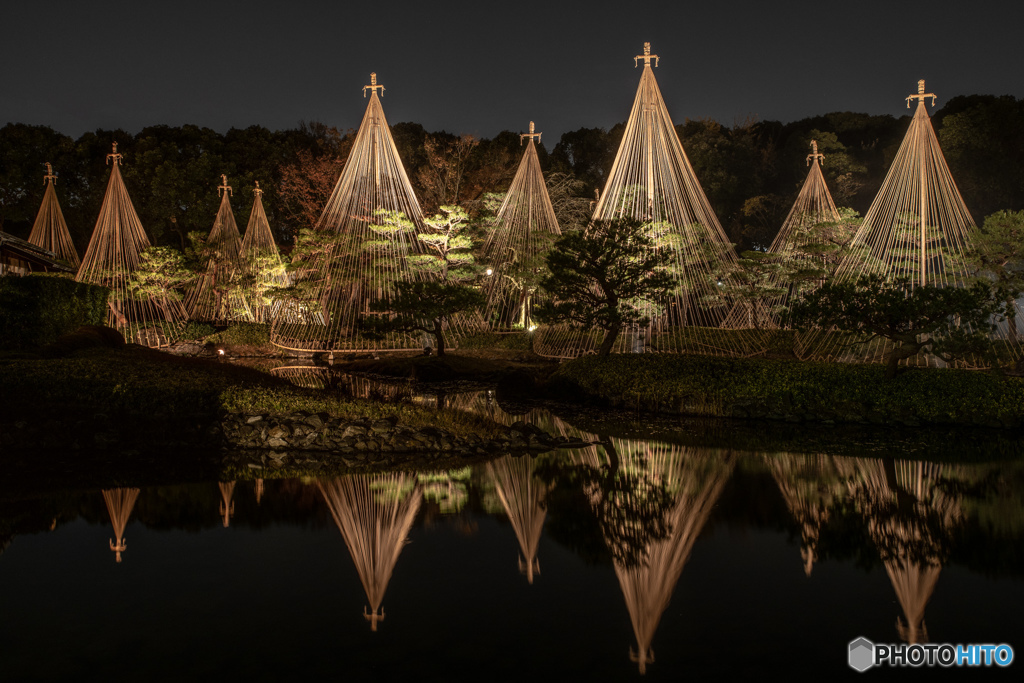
[457,331,532,351]
[209,323,270,346]
[0,274,108,349]
[180,322,217,341]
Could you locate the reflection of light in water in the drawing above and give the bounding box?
[833,456,965,643]
[318,475,423,631]
[487,455,547,583]
[218,482,236,528]
[568,438,734,674]
[270,365,331,390]
[102,488,140,563]
[767,453,842,577]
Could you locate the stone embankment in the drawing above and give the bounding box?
[219,412,589,470]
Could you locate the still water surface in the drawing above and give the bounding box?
[2,378,1022,680]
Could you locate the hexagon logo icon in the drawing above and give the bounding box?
[848,637,875,672]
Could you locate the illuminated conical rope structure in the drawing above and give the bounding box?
[834,456,964,643]
[799,80,1020,366]
[723,141,842,334]
[218,481,236,528]
[102,488,139,563]
[481,122,561,332]
[773,141,842,256]
[238,181,288,323]
[318,474,422,631]
[536,43,740,358]
[186,175,243,321]
[606,441,734,674]
[28,163,79,268]
[76,143,186,346]
[272,73,428,352]
[486,454,547,583]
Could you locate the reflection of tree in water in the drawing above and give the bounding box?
[542,435,734,674]
[834,457,965,643]
[318,475,422,631]
[609,441,734,674]
[102,488,140,563]
[218,481,236,528]
[487,454,547,583]
[418,468,470,514]
[767,454,843,576]
[254,479,264,505]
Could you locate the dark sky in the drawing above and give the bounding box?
[2,0,1020,144]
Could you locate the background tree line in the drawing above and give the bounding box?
[1,93,1021,254]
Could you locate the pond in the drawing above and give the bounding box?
[1,368,1022,680]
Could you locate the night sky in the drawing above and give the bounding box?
[2,0,1021,144]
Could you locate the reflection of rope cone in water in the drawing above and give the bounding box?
[270,365,331,389]
[574,437,734,674]
[834,456,965,643]
[487,454,547,583]
[767,453,843,577]
[444,390,554,428]
[218,481,236,528]
[102,488,140,563]
[318,475,422,631]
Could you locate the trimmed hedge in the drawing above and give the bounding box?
[551,354,1024,428]
[0,275,108,349]
[207,322,270,346]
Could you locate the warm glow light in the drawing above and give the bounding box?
[218,349,225,356]
[485,268,493,276]
[528,324,538,332]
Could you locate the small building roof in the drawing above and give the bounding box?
[0,230,75,274]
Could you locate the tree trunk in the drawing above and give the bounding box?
[1007,296,1017,345]
[886,341,921,378]
[108,301,128,327]
[599,323,620,357]
[604,438,621,476]
[434,319,446,357]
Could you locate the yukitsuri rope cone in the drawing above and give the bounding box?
[28,163,79,268]
[76,143,186,347]
[102,488,140,563]
[186,175,244,322]
[798,80,1020,367]
[535,43,743,359]
[272,73,430,353]
[833,456,964,643]
[767,453,842,577]
[595,441,734,674]
[486,454,547,584]
[318,475,423,631]
[238,181,288,322]
[218,481,236,528]
[480,122,561,332]
[722,141,843,339]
